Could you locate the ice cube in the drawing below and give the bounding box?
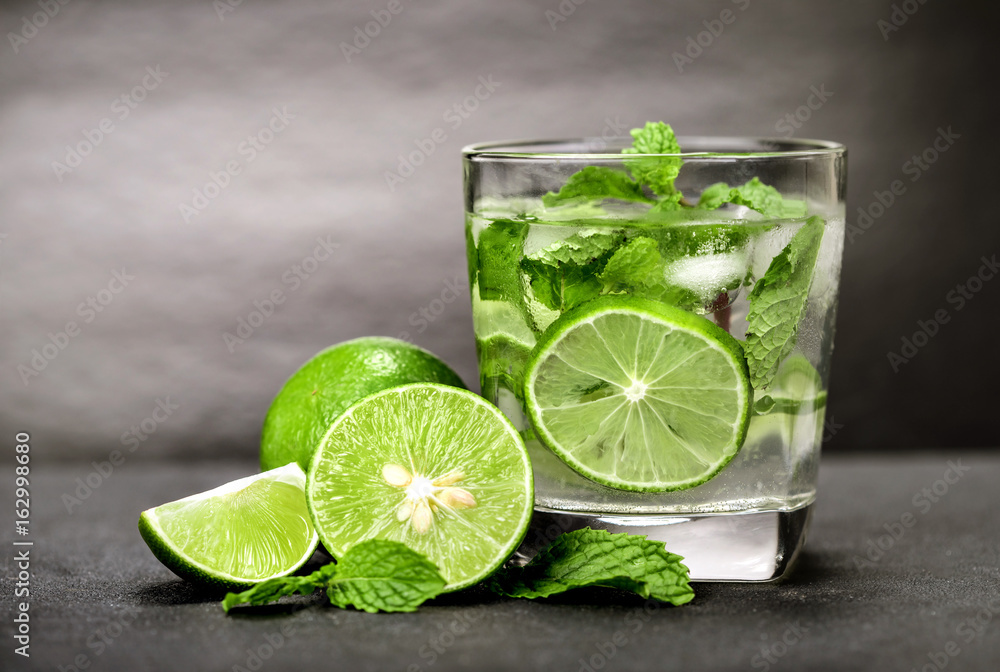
[664,251,750,306]
[750,223,798,279]
[808,217,844,303]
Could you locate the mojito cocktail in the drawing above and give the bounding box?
[463,125,845,580]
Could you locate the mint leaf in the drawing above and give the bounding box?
[222,563,337,613]
[625,121,682,155]
[522,230,623,311]
[490,528,694,606]
[477,218,529,301]
[528,230,623,266]
[522,257,603,312]
[744,216,826,389]
[621,122,683,198]
[326,540,447,613]
[695,182,736,211]
[648,191,685,212]
[222,540,446,614]
[540,122,686,209]
[597,237,706,310]
[543,167,652,207]
[600,237,663,291]
[697,177,807,218]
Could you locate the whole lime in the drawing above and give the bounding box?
[261,337,465,472]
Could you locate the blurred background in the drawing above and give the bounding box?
[1,0,995,461]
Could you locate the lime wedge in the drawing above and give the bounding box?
[138,464,319,589]
[306,383,533,591]
[523,296,752,492]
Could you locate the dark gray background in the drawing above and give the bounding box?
[0,0,995,460]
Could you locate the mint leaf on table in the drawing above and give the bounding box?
[326,539,447,613]
[744,216,826,389]
[489,528,694,606]
[542,166,653,207]
[697,177,808,218]
[621,122,684,199]
[222,564,337,613]
[222,540,446,614]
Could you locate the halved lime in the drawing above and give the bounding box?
[306,383,533,591]
[523,296,752,492]
[138,463,319,589]
[261,337,465,473]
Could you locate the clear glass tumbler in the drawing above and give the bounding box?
[463,136,846,580]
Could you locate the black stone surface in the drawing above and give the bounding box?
[3,454,999,672]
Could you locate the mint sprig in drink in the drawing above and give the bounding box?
[464,125,846,580]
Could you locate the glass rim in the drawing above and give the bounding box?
[462,136,845,160]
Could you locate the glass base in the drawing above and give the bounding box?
[513,503,813,582]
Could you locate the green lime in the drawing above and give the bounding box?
[306,383,533,591]
[138,463,319,589]
[523,296,752,492]
[261,337,465,472]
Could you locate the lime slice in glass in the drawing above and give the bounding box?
[306,383,533,591]
[138,463,319,589]
[477,334,533,398]
[753,354,827,416]
[473,294,537,411]
[471,293,537,347]
[523,296,752,492]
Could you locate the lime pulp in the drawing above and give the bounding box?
[306,383,533,591]
[138,463,319,589]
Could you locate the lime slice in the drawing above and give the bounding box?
[749,354,828,452]
[477,334,533,393]
[773,354,827,410]
[523,296,752,492]
[138,464,319,589]
[753,355,827,416]
[261,337,465,472]
[306,383,533,591]
[472,294,537,406]
[471,294,537,346]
